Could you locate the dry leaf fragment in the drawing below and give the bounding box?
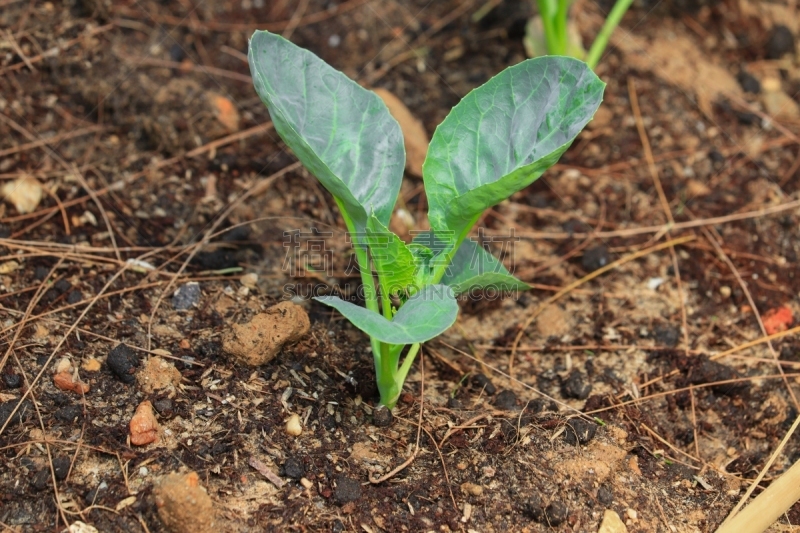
[373,88,429,177]
[248,456,286,488]
[2,176,43,214]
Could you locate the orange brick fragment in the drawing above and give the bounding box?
[763,307,793,335]
[53,371,90,395]
[210,94,240,132]
[130,400,159,446]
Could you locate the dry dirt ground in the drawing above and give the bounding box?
[2,0,800,532]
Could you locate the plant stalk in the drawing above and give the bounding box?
[376,342,421,408]
[335,200,384,359]
[536,0,561,55]
[554,0,569,55]
[584,0,633,69]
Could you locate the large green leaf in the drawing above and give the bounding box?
[423,57,604,244]
[314,285,458,344]
[248,31,405,234]
[442,238,529,294]
[365,216,418,298]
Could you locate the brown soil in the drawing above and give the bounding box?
[1,1,800,532]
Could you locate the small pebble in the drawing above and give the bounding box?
[153,398,174,417]
[32,469,50,491]
[285,413,303,436]
[169,43,185,62]
[736,71,761,94]
[563,418,598,445]
[688,357,747,396]
[528,398,558,414]
[172,282,201,310]
[84,484,106,505]
[55,357,72,374]
[154,471,215,533]
[194,250,236,270]
[780,345,797,360]
[766,25,795,59]
[3,373,22,389]
[82,357,101,372]
[653,324,680,348]
[472,373,496,395]
[240,273,258,289]
[199,341,221,358]
[581,245,610,272]
[372,405,393,427]
[460,482,483,496]
[493,390,518,410]
[283,457,304,479]
[67,290,83,305]
[33,266,50,280]
[598,509,627,533]
[129,401,159,446]
[0,399,33,427]
[736,111,758,125]
[107,343,139,384]
[708,149,725,165]
[54,279,72,294]
[719,285,731,298]
[562,370,592,400]
[53,456,71,480]
[136,357,182,394]
[545,501,567,526]
[54,404,83,423]
[597,484,614,506]
[333,476,361,504]
[68,521,99,533]
[447,397,463,409]
[523,494,544,521]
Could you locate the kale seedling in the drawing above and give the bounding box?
[248,31,604,408]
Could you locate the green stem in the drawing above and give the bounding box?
[585,0,633,69]
[334,200,383,358]
[536,0,560,55]
[554,0,569,55]
[430,213,483,285]
[395,343,421,392]
[377,343,421,409]
[379,284,393,319]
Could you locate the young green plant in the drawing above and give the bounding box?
[248,31,604,408]
[527,0,634,69]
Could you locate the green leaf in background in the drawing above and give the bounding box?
[423,57,605,246]
[314,284,458,344]
[248,31,405,235]
[441,238,529,295]
[366,216,418,298]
